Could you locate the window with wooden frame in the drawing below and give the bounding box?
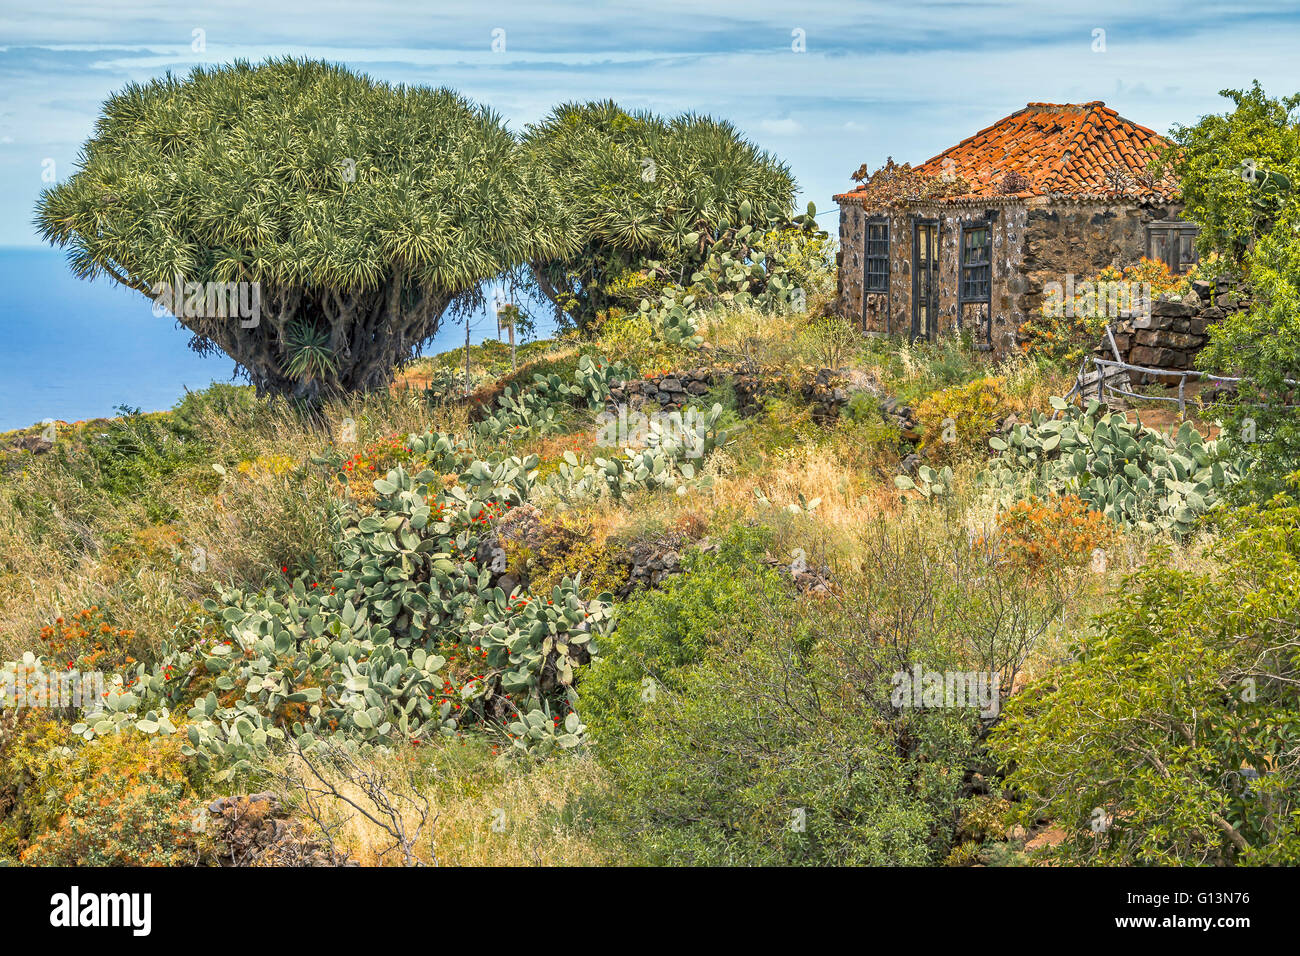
[864,219,890,293]
[959,221,992,346]
[959,223,991,304]
[1145,218,1200,274]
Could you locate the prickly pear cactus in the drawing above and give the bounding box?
[983,397,1244,534]
[67,441,613,773]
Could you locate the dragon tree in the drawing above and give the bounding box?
[521,101,797,331]
[35,58,574,400]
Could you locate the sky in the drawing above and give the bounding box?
[3,0,1300,247]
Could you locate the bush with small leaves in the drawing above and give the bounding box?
[18,733,211,866]
[993,491,1300,864]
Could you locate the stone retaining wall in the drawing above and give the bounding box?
[1108,276,1251,376]
[608,364,917,434]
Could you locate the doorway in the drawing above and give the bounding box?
[912,219,940,342]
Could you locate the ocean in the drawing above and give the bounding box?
[0,247,550,432]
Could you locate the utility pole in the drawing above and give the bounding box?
[464,311,472,397]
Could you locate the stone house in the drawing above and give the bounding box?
[833,101,1199,356]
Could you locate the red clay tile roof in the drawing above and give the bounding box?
[836,102,1177,204]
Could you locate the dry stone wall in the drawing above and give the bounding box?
[1107,276,1251,378]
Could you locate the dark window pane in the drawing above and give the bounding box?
[865,220,890,293]
[960,226,991,303]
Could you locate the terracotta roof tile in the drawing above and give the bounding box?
[835,101,1177,204]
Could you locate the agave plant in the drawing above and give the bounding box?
[283,321,339,388]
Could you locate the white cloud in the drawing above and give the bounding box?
[3,1,1300,243]
[758,117,803,137]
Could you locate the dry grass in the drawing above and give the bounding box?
[0,387,470,659]
[271,742,615,867]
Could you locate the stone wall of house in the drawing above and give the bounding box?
[1021,201,1180,318]
[837,202,867,324]
[908,199,1028,355]
[838,196,1190,358]
[836,198,1029,354]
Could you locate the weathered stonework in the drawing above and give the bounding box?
[1107,276,1251,379]
[608,363,916,432]
[834,101,1199,358]
[838,194,1184,357]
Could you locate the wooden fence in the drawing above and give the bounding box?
[1065,325,1300,414]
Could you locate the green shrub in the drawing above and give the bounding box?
[993,490,1300,864]
[17,732,211,866]
[916,376,1010,461]
[581,525,784,748]
[53,409,211,523]
[583,517,1046,865]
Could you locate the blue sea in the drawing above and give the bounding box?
[0,247,551,432]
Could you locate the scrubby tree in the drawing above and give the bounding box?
[1165,81,1300,261]
[993,495,1300,865]
[521,101,796,330]
[1167,83,1300,495]
[35,58,574,400]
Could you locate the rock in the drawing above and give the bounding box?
[210,792,336,866]
[1192,280,1212,300]
[615,535,688,597]
[11,435,52,455]
[1129,345,1185,369]
[686,381,709,395]
[793,570,832,596]
[1151,297,1196,318]
[1133,329,1201,350]
[659,377,684,392]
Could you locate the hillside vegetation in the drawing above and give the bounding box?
[5,74,1299,867]
[3,274,1295,865]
